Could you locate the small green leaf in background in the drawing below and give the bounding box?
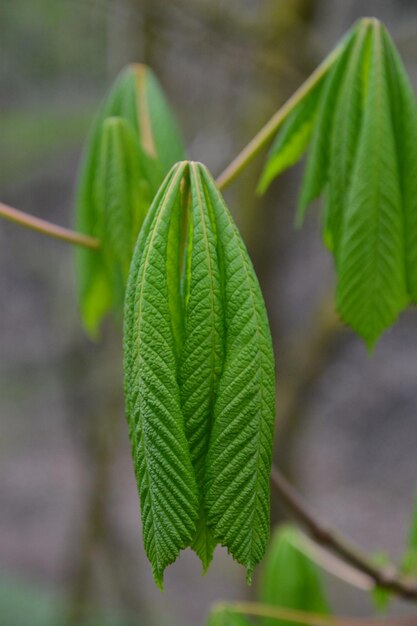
[401,490,417,576]
[93,117,148,306]
[370,553,392,612]
[258,17,417,347]
[75,63,185,337]
[259,525,330,626]
[123,161,276,586]
[256,78,324,195]
[206,607,253,626]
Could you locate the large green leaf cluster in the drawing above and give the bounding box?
[124,161,276,586]
[75,64,185,336]
[259,18,417,347]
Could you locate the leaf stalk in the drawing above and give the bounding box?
[0,201,100,250]
[270,465,417,601]
[215,26,363,191]
[214,601,417,626]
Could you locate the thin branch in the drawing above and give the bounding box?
[215,601,417,626]
[291,530,373,592]
[270,465,417,601]
[0,202,100,250]
[215,21,372,191]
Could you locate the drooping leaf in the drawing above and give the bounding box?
[75,63,185,337]
[201,166,276,582]
[123,162,199,588]
[382,28,417,303]
[296,23,358,224]
[123,160,276,584]
[256,19,417,345]
[179,163,224,570]
[336,22,408,347]
[259,526,330,626]
[256,21,358,203]
[94,117,148,304]
[257,81,323,195]
[325,20,372,256]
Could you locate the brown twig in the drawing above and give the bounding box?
[0,201,100,250]
[270,465,417,601]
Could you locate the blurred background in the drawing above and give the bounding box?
[2,0,417,624]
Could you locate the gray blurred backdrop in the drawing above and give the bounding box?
[1,1,417,625]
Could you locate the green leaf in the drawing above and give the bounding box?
[372,586,391,612]
[123,162,199,588]
[369,553,392,612]
[179,163,225,570]
[201,166,276,582]
[257,81,323,195]
[206,608,252,626]
[336,22,408,347]
[401,490,417,576]
[325,20,372,256]
[297,23,358,224]
[75,64,185,337]
[256,21,359,202]
[259,526,330,626]
[382,28,417,303]
[123,160,276,584]
[409,493,417,552]
[94,117,148,303]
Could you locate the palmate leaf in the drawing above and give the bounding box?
[124,161,276,585]
[258,17,417,345]
[124,163,199,588]
[75,63,185,337]
[259,526,330,626]
[336,22,408,347]
[201,169,276,582]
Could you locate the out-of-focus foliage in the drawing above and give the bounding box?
[0,577,125,626]
[75,63,185,337]
[205,525,330,626]
[206,607,252,626]
[402,492,417,577]
[259,525,330,626]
